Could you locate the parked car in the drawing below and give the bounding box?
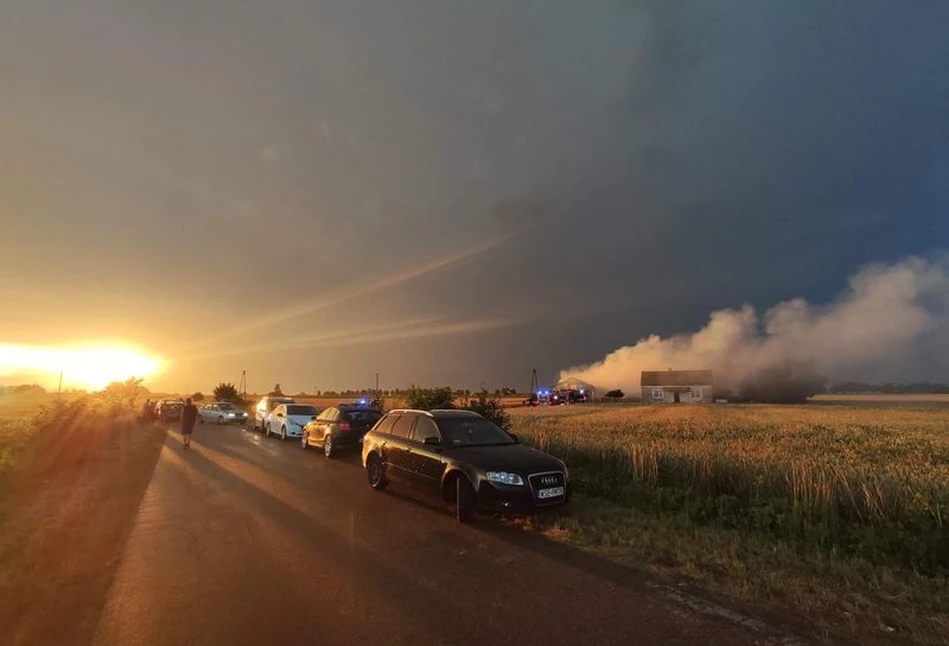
[198,402,249,425]
[264,403,319,440]
[361,409,569,522]
[253,396,295,431]
[301,404,383,458]
[156,399,184,422]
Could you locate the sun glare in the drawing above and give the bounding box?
[0,343,164,391]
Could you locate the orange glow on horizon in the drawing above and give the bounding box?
[0,343,164,390]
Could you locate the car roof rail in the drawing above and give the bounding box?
[430,408,480,416]
[387,408,435,416]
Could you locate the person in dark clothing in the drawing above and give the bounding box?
[181,398,198,449]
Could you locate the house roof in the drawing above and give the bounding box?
[641,370,713,387]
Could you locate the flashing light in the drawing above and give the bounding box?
[579,388,585,394]
[358,397,369,406]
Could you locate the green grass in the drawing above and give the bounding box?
[509,404,949,644]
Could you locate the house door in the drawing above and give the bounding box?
[673,391,680,404]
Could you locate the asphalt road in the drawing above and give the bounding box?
[90,424,791,646]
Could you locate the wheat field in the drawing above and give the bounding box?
[508,403,949,643]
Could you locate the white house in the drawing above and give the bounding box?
[641,370,713,404]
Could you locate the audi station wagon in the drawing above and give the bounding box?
[361,409,569,522]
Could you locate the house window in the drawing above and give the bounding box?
[692,388,703,399]
[652,388,664,399]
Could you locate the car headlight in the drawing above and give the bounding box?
[486,471,525,486]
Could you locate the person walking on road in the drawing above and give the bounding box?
[181,398,198,449]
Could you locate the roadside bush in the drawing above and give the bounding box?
[466,390,512,431]
[214,382,239,403]
[191,392,205,402]
[404,386,454,410]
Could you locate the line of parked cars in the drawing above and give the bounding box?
[248,395,571,523]
[147,399,250,425]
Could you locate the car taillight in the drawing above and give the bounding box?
[339,421,351,432]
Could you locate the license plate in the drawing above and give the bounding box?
[537,486,564,500]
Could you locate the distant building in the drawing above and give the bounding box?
[641,370,713,404]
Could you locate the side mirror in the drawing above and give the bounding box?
[311,415,318,421]
[276,412,284,418]
[423,436,441,446]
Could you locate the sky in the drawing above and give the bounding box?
[1,0,948,393]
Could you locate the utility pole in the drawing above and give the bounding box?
[57,369,63,396]
[239,370,247,399]
[375,373,380,397]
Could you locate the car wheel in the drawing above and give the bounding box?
[264,423,270,438]
[366,454,387,491]
[455,476,475,523]
[323,433,334,459]
[218,415,225,424]
[301,431,309,449]
[281,426,287,440]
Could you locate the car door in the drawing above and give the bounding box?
[385,414,417,480]
[199,404,210,422]
[407,416,447,487]
[315,408,336,443]
[270,404,285,433]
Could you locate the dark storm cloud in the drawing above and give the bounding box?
[1,0,947,390]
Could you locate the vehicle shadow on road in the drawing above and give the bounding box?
[174,445,512,642]
[194,428,302,481]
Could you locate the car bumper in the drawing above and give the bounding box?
[476,481,570,513]
[330,434,365,450]
[285,427,303,438]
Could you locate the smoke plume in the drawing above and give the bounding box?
[561,256,949,400]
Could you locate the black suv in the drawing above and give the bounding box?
[361,409,569,522]
[301,404,383,458]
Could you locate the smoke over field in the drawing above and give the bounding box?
[561,256,949,400]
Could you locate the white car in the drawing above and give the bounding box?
[198,402,249,425]
[265,403,319,440]
[254,396,296,432]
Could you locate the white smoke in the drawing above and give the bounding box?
[561,256,949,396]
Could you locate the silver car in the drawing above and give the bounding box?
[198,402,249,425]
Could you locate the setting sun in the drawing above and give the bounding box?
[0,343,164,391]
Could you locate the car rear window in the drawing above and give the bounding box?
[391,414,416,438]
[344,410,382,425]
[287,405,317,416]
[373,414,399,435]
[267,399,294,411]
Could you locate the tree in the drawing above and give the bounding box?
[466,389,512,431]
[214,382,239,402]
[405,386,455,410]
[191,392,205,402]
[269,383,284,396]
[100,378,147,408]
[605,389,625,400]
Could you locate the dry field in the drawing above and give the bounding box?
[811,393,949,404]
[508,403,949,644]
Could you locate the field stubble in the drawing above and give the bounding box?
[509,403,949,644]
